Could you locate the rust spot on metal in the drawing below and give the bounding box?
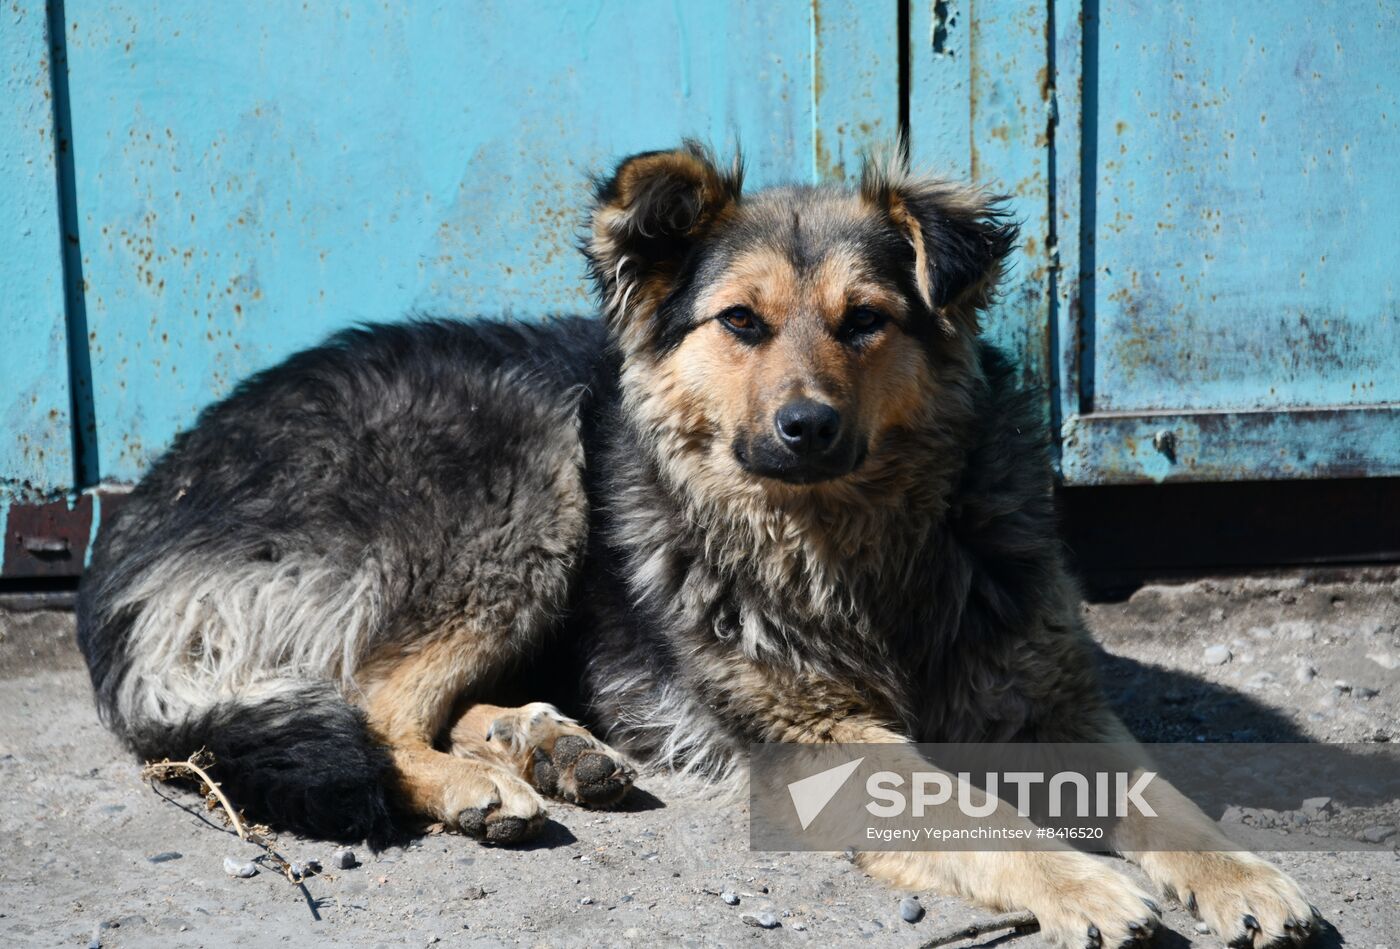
[2,496,100,579]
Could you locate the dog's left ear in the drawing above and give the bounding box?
[860,152,1018,334]
[585,141,743,339]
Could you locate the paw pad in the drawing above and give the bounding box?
[454,805,543,844]
[534,735,635,808]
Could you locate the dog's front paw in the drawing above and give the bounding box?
[531,733,636,808]
[442,764,548,844]
[481,702,636,808]
[1172,853,1317,947]
[1031,855,1160,949]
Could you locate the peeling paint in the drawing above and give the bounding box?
[54,2,881,485]
[2,0,73,498]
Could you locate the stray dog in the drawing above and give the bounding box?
[78,143,1316,947]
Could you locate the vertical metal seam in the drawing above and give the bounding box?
[897,0,911,152]
[46,0,99,490]
[809,0,820,182]
[1076,0,1099,417]
[1045,0,1062,469]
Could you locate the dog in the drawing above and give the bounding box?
[77,143,1317,947]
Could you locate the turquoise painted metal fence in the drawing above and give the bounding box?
[4,1,1398,577]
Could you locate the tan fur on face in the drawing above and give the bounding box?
[616,234,978,611]
[651,237,935,486]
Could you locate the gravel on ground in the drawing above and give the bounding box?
[1,570,1396,948]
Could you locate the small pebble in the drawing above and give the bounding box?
[1280,620,1318,642]
[223,856,258,878]
[1295,664,1317,684]
[1202,645,1231,666]
[721,890,740,906]
[1367,652,1399,671]
[146,851,182,864]
[742,912,781,929]
[462,885,486,901]
[899,896,925,923]
[1195,922,1211,934]
[1357,825,1397,844]
[1355,687,1380,700]
[330,849,357,870]
[578,896,594,905]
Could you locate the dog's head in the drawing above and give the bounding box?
[584,141,1016,504]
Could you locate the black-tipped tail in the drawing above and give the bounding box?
[129,685,401,848]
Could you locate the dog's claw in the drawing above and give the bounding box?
[1086,923,1102,948]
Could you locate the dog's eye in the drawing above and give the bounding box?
[843,307,888,338]
[718,307,764,341]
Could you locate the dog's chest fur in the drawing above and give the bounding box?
[575,344,1087,777]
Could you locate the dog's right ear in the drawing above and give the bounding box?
[584,142,742,341]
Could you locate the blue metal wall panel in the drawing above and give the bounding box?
[7,0,1398,522]
[60,1,894,482]
[909,2,1056,395]
[1090,1,1400,415]
[913,0,1400,484]
[1,0,72,501]
[812,0,900,181]
[1053,0,1400,483]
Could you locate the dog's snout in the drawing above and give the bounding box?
[774,399,841,456]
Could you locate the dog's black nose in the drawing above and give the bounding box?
[774,399,841,455]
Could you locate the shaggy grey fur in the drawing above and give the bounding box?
[78,148,1103,839]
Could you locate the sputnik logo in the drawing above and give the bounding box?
[786,757,864,830]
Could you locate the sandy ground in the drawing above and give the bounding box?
[0,571,1396,948]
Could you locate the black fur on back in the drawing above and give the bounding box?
[78,316,609,845]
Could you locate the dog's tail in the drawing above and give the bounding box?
[77,578,400,847]
[126,682,399,846]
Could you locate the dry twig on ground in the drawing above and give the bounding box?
[918,910,1039,948]
[141,749,315,884]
